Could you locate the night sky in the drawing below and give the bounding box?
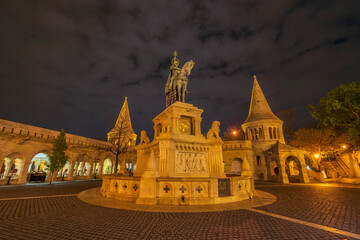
[1,1,359,141]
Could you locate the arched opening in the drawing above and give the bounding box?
[255,129,258,140]
[259,128,263,139]
[231,158,242,175]
[156,123,162,137]
[28,153,49,182]
[29,153,49,172]
[77,162,84,176]
[92,162,99,178]
[270,160,278,175]
[57,161,69,179]
[273,127,277,139]
[73,155,90,177]
[269,127,273,139]
[84,162,91,176]
[73,161,78,176]
[285,156,302,183]
[125,161,133,173]
[1,158,10,180]
[103,158,113,174]
[256,156,261,166]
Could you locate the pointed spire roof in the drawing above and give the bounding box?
[107,97,137,145]
[244,76,281,124]
[116,97,133,131]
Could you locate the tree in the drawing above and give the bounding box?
[107,112,136,174]
[47,129,68,184]
[308,82,360,146]
[290,127,346,170]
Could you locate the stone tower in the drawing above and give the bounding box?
[107,97,137,147]
[241,76,285,145]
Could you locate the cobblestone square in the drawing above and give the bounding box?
[0,180,359,239]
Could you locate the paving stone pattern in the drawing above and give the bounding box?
[0,179,102,199]
[0,180,357,239]
[256,183,360,235]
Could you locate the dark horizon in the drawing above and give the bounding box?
[1,1,359,141]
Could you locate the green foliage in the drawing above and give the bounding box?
[308,81,360,146]
[47,129,68,174]
[290,127,346,161]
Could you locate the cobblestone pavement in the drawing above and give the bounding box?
[255,182,360,236]
[0,180,358,239]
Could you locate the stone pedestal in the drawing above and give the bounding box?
[101,101,255,205]
[136,150,159,205]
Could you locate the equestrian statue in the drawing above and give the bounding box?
[165,51,195,107]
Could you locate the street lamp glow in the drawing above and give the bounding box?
[232,131,237,135]
[342,145,347,149]
[314,154,319,158]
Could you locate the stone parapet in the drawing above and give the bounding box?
[0,118,111,149]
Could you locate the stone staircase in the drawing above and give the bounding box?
[321,158,353,178]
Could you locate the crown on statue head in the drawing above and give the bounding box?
[171,50,180,68]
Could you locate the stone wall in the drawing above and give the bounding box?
[0,118,135,185]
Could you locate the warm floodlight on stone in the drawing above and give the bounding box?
[100,52,255,206]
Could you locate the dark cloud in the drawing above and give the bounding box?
[0,0,359,140]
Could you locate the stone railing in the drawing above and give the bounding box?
[0,119,111,150]
[223,140,252,150]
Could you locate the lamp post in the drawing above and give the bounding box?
[232,130,238,140]
[314,153,320,171]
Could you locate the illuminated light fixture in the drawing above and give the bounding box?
[232,131,237,135]
[314,154,319,158]
[342,145,347,149]
[307,166,311,170]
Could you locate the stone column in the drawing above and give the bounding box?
[87,162,93,179]
[67,161,74,180]
[98,161,103,179]
[18,161,30,184]
[299,155,309,183]
[279,163,289,183]
[196,118,202,136]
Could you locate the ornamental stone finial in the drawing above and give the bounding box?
[254,75,257,81]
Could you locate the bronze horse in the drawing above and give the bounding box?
[173,60,195,102]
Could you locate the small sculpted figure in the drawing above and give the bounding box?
[206,121,220,139]
[139,130,150,145]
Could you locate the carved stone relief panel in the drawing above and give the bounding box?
[175,151,207,173]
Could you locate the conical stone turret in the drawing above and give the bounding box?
[242,76,284,142]
[244,76,281,123]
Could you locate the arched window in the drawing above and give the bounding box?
[256,156,261,166]
[269,127,273,139]
[255,128,258,140]
[73,161,78,176]
[259,128,263,139]
[251,129,254,140]
[102,158,113,174]
[273,127,277,139]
